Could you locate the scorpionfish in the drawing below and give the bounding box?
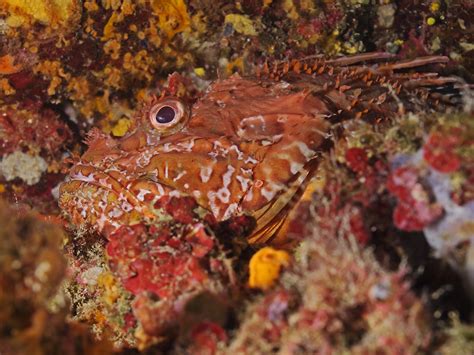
[60,53,464,245]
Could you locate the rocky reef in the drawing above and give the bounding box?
[0,1,473,354]
[0,200,113,354]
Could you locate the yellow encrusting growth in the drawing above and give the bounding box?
[430,1,440,12]
[224,14,258,36]
[0,79,16,95]
[0,54,22,75]
[427,17,436,26]
[194,67,205,77]
[112,118,132,137]
[98,272,120,306]
[249,247,291,290]
[150,0,191,39]
[1,0,80,27]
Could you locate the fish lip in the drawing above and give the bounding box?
[62,162,131,204]
[64,161,173,206]
[61,163,156,225]
[67,166,113,192]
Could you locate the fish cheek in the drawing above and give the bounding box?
[236,115,285,141]
[119,131,147,151]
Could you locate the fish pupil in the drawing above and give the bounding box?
[155,106,176,124]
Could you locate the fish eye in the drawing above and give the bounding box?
[148,98,189,133]
[155,106,176,124]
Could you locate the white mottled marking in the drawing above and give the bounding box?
[295,142,316,159]
[244,188,254,202]
[222,203,239,220]
[214,165,235,204]
[222,165,235,189]
[236,175,251,192]
[164,162,169,179]
[177,139,195,151]
[200,166,213,183]
[71,170,96,183]
[136,188,150,202]
[142,151,155,167]
[173,170,187,182]
[241,115,266,130]
[229,145,245,160]
[271,134,283,142]
[284,141,316,160]
[156,183,165,196]
[98,178,113,189]
[290,162,304,174]
[162,143,173,152]
[240,167,253,176]
[261,182,283,201]
[207,191,220,217]
[109,208,123,218]
[121,200,134,212]
[216,187,231,203]
[245,156,258,164]
[169,190,181,197]
[277,114,288,123]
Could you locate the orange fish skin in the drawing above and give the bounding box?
[60,54,463,242]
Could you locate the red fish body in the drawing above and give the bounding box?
[60,53,464,244]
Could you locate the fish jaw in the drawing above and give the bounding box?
[59,162,172,234]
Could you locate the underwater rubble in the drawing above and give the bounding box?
[0,1,473,354]
[0,200,113,354]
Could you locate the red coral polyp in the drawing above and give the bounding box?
[106,222,214,298]
[387,166,444,231]
[348,207,370,245]
[386,166,419,200]
[392,200,443,231]
[423,132,461,173]
[187,225,215,258]
[154,195,198,224]
[124,256,207,297]
[345,147,369,174]
[189,321,228,354]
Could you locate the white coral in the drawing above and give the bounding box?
[0,151,48,185]
[424,170,474,311]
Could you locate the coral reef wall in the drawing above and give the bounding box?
[0,1,473,354]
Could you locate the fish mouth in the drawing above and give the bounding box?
[59,163,162,232]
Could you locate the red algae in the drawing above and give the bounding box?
[387,166,444,231]
[423,130,463,173]
[0,102,73,213]
[65,195,245,349]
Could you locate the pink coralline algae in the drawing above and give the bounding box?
[387,116,472,233]
[0,102,72,158]
[423,130,462,173]
[107,223,212,299]
[387,166,444,231]
[0,102,73,212]
[314,192,371,245]
[187,321,228,355]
